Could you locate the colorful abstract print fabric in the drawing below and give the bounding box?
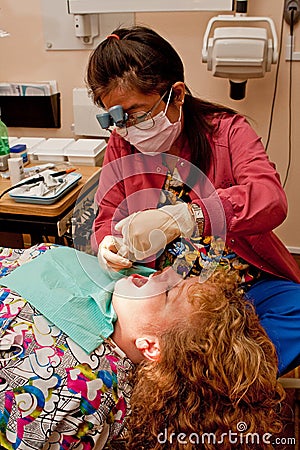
[0,244,133,449]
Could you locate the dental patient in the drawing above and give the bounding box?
[0,245,284,449]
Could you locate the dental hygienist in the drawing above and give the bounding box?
[87,25,300,375]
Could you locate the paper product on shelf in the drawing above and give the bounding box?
[0,81,58,96]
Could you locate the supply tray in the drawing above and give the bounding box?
[9,171,82,204]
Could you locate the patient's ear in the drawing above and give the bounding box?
[135,337,161,361]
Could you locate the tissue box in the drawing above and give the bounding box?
[64,139,106,166]
[35,138,75,162]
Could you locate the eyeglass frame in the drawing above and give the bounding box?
[117,89,170,137]
[96,89,170,136]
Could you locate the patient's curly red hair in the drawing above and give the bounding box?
[126,269,285,449]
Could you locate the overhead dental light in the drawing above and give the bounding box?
[202,0,278,100]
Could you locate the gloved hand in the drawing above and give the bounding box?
[97,235,132,271]
[115,203,195,261]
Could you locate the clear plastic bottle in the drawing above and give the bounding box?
[0,107,10,156]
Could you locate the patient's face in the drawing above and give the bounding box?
[112,268,196,326]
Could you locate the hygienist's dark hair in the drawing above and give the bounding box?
[86,25,236,176]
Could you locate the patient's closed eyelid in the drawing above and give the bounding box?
[166,282,187,304]
[165,286,178,304]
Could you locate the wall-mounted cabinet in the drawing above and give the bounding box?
[0,93,61,128]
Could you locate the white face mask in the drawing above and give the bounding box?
[123,90,182,155]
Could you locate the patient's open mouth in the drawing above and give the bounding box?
[130,274,149,287]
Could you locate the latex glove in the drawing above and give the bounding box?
[97,235,132,271]
[115,203,195,261]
